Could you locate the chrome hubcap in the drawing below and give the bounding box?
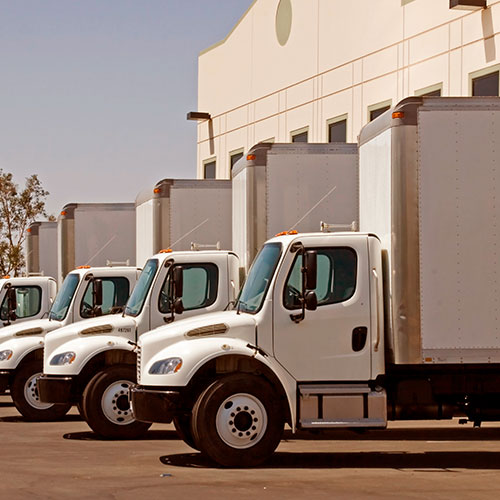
[215,393,267,449]
[24,372,53,410]
[101,380,134,425]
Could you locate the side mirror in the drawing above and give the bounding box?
[93,279,103,308]
[304,290,317,311]
[304,250,317,290]
[7,287,17,320]
[173,266,183,299]
[173,297,184,315]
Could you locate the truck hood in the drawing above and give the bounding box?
[44,314,137,367]
[0,318,63,344]
[139,310,257,365]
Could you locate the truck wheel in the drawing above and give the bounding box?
[82,365,151,439]
[173,414,198,450]
[191,373,284,467]
[11,360,72,421]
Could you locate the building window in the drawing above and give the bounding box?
[327,115,347,143]
[415,83,442,97]
[291,127,308,143]
[229,149,244,175]
[472,71,499,96]
[369,105,390,122]
[203,159,216,179]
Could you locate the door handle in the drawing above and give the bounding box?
[352,326,368,352]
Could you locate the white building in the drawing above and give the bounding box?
[195,0,499,179]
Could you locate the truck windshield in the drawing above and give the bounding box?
[237,243,282,314]
[125,259,158,317]
[49,274,80,321]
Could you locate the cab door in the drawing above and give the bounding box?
[272,236,372,381]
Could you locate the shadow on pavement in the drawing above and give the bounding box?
[0,401,14,408]
[63,429,179,441]
[285,427,500,442]
[0,413,83,423]
[160,450,500,470]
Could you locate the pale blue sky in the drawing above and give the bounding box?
[0,0,251,216]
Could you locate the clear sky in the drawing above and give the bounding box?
[0,0,251,217]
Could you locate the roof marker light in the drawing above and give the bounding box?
[392,111,404,119]
[159,249,173,253]
[247,154,256,161]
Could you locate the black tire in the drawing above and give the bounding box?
[11,360,71,421]
[173,414,198,450]
[191,373,284,467]
[81,364,151,439]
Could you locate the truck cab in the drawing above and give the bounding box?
[38,249,239,438]
[0,266,139,421]
[0,276,57,327]
[131,232,385,466]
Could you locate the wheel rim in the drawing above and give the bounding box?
[24,372,53,410]
[215,392,267,449]
[101,379,134,425]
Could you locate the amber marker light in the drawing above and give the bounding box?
[76,265,91,269]
[247,154,256,161]
[60,210,67,216]
[159,249,173,253]
[392,111,404,119]
[153,188,161,194]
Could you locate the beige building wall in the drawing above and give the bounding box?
[196,0,500,179]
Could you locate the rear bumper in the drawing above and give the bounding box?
[130,385,181,424]
[0,371,10,394]
[37,375,75,404]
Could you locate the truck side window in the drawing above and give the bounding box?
[0,286,42,320]
[80,278,130,318]
[158,263,219,313]
[283,247,357,309]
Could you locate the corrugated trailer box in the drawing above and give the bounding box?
[135,179,232,267]
[359,96,500,365]
[57,203,135,285]
[232,143,359,273]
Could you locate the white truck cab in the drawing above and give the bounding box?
[0,266,139,421]
[38,249,239,438]
[0,276,57,327]
[131,232,385,466]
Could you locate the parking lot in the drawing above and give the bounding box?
[1,394,500,499]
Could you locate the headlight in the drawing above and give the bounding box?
[0,350,13,362]
[50,351,76,365]
[149,357,182,375]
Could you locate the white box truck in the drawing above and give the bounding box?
[0,276,57,328]
[0,265,140,420]
[58,203,136,285]
[135,179,232,267]
[131,97,500,467]
[232,142,359,274]
[38,249,239,438]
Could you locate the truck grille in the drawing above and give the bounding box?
[136,346,141,384]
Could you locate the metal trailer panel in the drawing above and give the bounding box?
[73,205,135,269]
[168,181,232,251]
[360,96,500,365]
[26,222,57,277]
[136,197,156,268]
[418,106,500,362]
[233,143,359,273]
[58,203,135,284]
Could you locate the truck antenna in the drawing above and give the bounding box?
[170,218,210,249]
[288,185,337,231]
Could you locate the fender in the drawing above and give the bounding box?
[0,336,45,370]
[141,336,298,430]
[44,335,136,376]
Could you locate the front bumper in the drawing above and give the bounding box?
[130,385,182,424]
[0,371,11,394]
[37,375,75,404]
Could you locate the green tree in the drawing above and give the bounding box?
[0,170,49,276]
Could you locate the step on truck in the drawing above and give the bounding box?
[0,276,57,328]
[0,265,139,420]
[38,249,239,438]
[131,96,500,467]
